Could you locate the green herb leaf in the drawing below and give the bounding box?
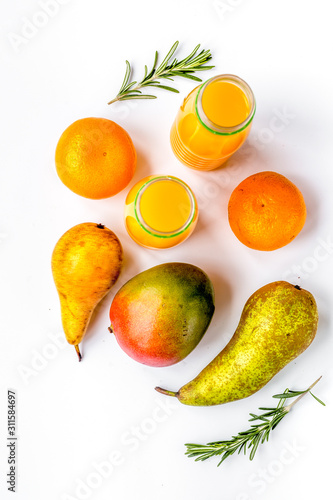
[185,376,324,466]
[108,41,214,105]
[309,391,326,406]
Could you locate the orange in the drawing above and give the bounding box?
[228,171,306,251]
[55,117,136,199]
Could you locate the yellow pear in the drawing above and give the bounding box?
[156,281,318,405]
[51,222,123,361]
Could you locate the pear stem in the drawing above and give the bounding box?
[155,387,178,397]
[75,344,82,362]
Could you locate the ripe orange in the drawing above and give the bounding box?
[55,117,136,199]
[228,171,306,251]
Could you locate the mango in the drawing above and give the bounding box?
[109,262,215,367]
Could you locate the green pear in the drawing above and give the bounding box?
[155,281,318,406]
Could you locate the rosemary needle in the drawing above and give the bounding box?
[108,41,214,105]
[185,376,325,465]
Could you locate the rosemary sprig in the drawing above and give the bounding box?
[185,376,325,465]
[108,41,214,104]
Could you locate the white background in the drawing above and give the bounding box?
[1,1,332,499]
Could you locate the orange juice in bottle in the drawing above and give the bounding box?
[124,175,198,249]
[170,74,256,171]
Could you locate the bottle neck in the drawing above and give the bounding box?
[195,74,256,136]
[134,176,197,238]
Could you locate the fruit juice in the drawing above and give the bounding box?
[124,175,198,249]
[170,74,256,171]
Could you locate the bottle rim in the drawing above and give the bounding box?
[195,74,256,136]
[134,175,197,238]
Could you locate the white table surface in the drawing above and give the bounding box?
[1,1,332,499]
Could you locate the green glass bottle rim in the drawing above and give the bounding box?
[134,175,197,239]
[195,74,256,136]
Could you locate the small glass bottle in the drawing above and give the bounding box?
[170,74,256,171]
[124,175,198,249]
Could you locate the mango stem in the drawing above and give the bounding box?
[75,344,82,362]
[155,387,178,397]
